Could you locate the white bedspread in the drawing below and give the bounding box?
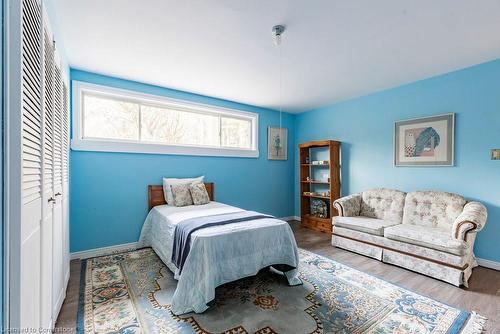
[138,202,301,315]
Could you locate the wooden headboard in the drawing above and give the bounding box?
[148,183,215,211]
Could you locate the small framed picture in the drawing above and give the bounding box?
[268,127,287,160]
[394,113,454,166]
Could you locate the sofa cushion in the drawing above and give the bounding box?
[384,224,467,256]
[360,188,406,223]
[333,216,400,236]
[403,191,466,230]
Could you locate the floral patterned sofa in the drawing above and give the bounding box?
[332,189,487,286]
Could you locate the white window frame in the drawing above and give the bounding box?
[71,81,259,158]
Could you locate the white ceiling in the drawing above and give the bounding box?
[49,0,500,113]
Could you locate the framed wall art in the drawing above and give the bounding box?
[268,127,287,160]
[394,113,454,166]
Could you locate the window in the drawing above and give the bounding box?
[72,81,259,157]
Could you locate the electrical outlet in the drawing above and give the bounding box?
[492,149,500,160]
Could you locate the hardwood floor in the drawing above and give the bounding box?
[55,221,500,332]
[290,222,500,333]
[55,260,81,333]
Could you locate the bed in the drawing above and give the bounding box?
[138,183,302,315]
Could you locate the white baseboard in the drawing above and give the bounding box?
[477,257,500,271]
[70,242,139,260]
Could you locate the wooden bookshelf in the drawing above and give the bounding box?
[299,140,341,233]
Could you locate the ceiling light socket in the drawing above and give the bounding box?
[272,25,285,45]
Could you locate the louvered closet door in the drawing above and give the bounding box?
[52,61,65,319]
[20,0,43,328]
[62,81,70,284]
[40,15,54,329]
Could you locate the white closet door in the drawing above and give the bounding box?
[52,61,65,318]
[8,0,70,329]
[40,14,54,329]
[62,81,70,284]
[20,0,43,328]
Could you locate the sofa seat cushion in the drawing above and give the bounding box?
[384,224,467,256]
[333,216,400,236]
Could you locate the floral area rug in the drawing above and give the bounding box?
[77,248,485,333]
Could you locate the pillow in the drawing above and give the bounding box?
[171,184,194,207]
[190,182,210,205]
[163,176,204,205]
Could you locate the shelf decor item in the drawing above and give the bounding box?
[311,199,328,218]
[299,140,341,233]
[268,127,288,160]
[394,113,454,166]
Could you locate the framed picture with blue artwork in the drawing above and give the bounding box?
[268,127,287,160]
[394,113,454,166]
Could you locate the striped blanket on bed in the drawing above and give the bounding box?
[171,211,273,273]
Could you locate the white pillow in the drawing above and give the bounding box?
[163,176,204,205]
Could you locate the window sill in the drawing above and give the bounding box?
[70,139,260,158]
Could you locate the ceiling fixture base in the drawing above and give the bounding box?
[272,25,285,45]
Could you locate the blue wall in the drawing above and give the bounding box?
[71,59,500,262]
[70,70,296,252]
[294,59,500,262]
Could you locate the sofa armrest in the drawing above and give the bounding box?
[452,202,487,240]
[333,194,361,217]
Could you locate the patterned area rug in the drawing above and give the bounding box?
[77,248,485,333]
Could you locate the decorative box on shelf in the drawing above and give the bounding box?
[311,160,329,165]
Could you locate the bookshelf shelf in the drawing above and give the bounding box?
[300,180,330,185]
[300,163,330,167]
[301,194,331,200]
